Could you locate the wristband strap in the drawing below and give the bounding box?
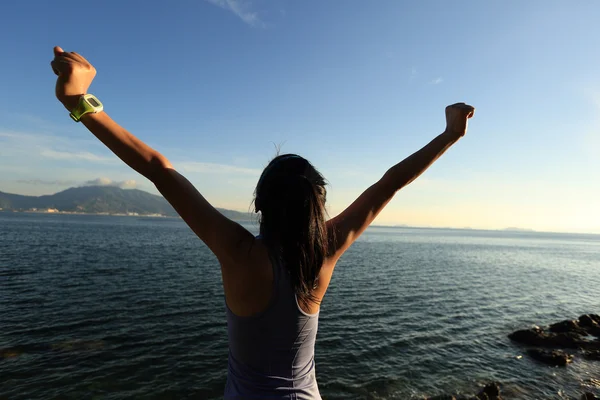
[69,94,103,122]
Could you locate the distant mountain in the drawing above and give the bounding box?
[0,186,254,221]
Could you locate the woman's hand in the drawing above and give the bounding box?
[444,102,475,139]
[51,46,96,111]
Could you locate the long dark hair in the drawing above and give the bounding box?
[254,154,329,308]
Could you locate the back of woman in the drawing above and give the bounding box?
[223,154,328,398]
[225,250,321,399]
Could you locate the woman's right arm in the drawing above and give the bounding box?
[50,46,256,269]
[325,103,475,263]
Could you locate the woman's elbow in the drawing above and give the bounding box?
[147,153,173,182]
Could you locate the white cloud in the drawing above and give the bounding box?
[429,77,443,85]
[16,179,77,186]
[8,112,81,131]
[40,149,114,163]
[0,130,109,164]
[204,0,263,27]
[83,178,138,189]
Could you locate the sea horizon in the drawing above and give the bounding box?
[2,208,599,237]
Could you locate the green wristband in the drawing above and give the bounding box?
[69,94,103,122]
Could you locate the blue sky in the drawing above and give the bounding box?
[1,1,599,233]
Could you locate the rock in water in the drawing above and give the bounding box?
[579,315,597,327]
[578,315,600,337]
[426,382,502,400]
[581,393,598,400]
[579,314,600,325]
[526,349,573,366]
[508,327,547,346]
[509,327,597,349]
[582,350,600,361]
[549,319,587,335]
[547,332,586,349]
[476,382,501,400]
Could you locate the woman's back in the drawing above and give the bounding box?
[225,247,321,399]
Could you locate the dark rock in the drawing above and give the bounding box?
[427,383,501,400]
[578,315,600,337]
[508,326,548,346]
[578,338,600,351]
[509,323,600,351]
[589,326,600,337]
[527,349,573,366]
[584,325,600,337]
[582,350,600,361]
[547,332,586,349]
[482,382,500,397]
[476,382,501,400]
[581,393,598,400]
[579,314,600,326]
[549,319,587,335]
[508,327,589,349]
[584,324,600,337]
[580,315,597,327]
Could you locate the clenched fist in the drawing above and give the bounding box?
[51,46,96,111]
[444,103,475,139]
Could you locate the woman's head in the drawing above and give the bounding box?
[254,154,329,307]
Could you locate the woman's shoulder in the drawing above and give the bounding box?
[222,236,275,317]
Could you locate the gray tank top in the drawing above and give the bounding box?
[224,248,322,399]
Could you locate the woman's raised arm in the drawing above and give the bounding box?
[50,47,256,268]
[325,103,475,264]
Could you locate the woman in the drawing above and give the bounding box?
[50,47,475,399]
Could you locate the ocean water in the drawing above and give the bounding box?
[1,212,599,400]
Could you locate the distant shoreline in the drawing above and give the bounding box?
[0,209,258,222]
[370,224,537,233]
[368,224,600,237]
[2,210,598,236]
[0,209,173,218]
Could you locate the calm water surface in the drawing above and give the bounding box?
[1,212,599,399]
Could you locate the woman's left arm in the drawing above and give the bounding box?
[51,47,255,266]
